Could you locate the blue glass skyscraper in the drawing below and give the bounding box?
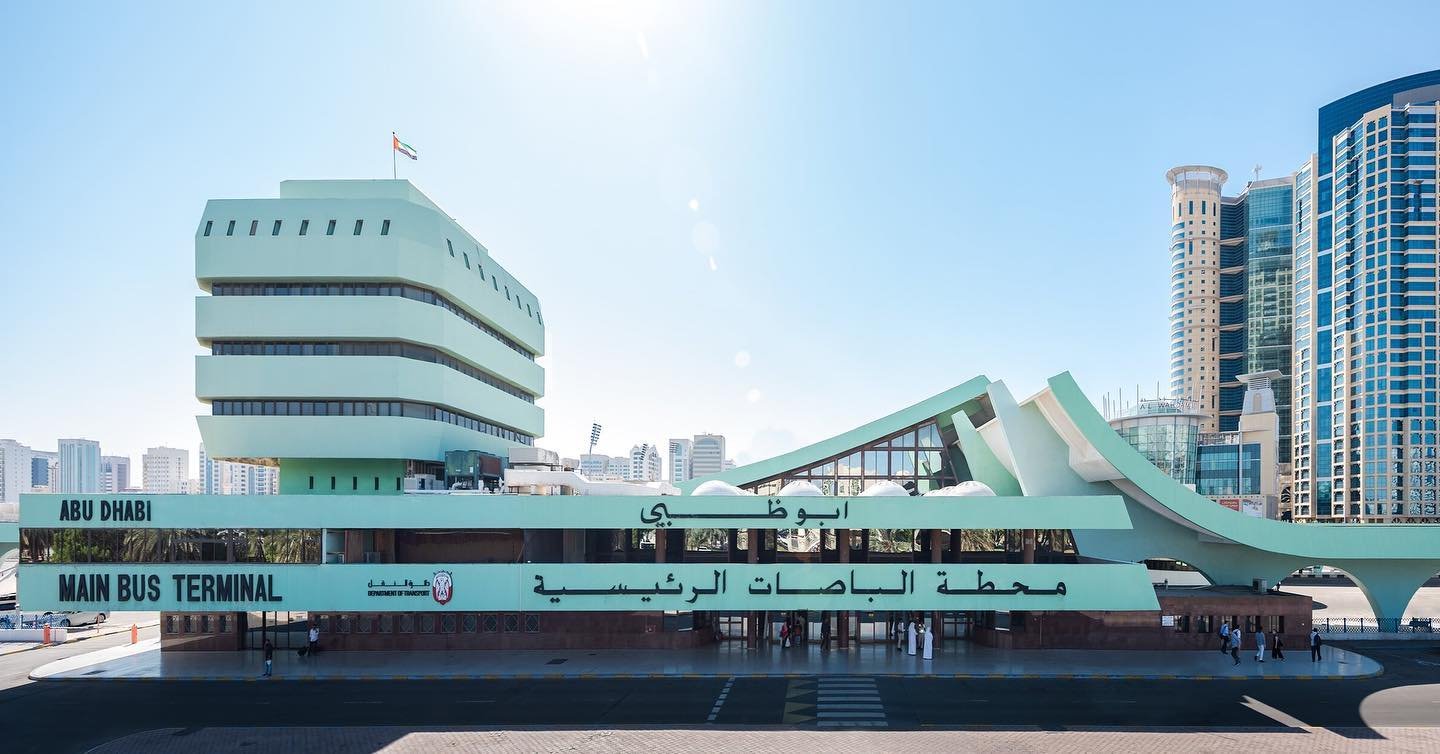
[1292,70,1440,522]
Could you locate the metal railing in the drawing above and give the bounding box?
[1313,617,1437,634]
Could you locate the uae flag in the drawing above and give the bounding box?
[393,134,418,160]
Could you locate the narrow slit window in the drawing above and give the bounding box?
[380,219,390,236]
[203,220,213,237]
[478,265,485,280]
[299,219,309,236]
[463,252,470,269]
[272,220,282,236]
[447,239,454,256]
[249,220,258,236]
[326,219,337,236]
[353,219,364,235]
[493,277,499,291]
[505,285,510,300]
[226,220,236,236]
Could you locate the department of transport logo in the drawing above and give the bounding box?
[432,570,454,605]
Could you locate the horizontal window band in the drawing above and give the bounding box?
[210,282,536,361]
[210,341,536,403]
[210,398,534,445]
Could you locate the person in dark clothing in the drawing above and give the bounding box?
[1310,628,1323,661]
[1270,631,1284,661]
[262,639,274,677]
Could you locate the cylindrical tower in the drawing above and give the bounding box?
[1166,165,1227,432]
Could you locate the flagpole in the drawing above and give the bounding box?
[392,131,397,180]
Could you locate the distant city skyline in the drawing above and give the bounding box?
[6,3,1440,476]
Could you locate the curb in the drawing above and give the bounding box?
[32,668,1385,683]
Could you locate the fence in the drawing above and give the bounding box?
[1313,617,1437,634]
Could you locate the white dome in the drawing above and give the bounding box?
[777,480,825,496]
[858,480,911,497]
[690,479,754,496]
[924,481,997,497]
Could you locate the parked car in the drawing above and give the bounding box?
[40,611,108,627]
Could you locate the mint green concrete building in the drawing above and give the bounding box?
[196,180,544,491]
[12,181,1440,652]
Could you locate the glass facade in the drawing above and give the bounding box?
[742,419,965,497]
[1109,400,1203,485]
[1322,102,1440,521]
[1244,182,1295,462]
[1196,442,1262,497]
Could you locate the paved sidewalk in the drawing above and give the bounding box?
[88,726,1440,753]
[33,640,1381,682]
[1,615,159,656]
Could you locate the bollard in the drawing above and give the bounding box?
[42,624,51,645]
[131,624,138,644]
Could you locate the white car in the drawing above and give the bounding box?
[41,611,107,627]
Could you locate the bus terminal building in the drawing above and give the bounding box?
[11,181,1440,653]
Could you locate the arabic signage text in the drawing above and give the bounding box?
[19,563,1160,613]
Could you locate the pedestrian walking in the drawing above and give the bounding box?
[820,615,831,650]
[780,620,791,649]
[894,618,905,651]
[1310,628,1323,662]
[1230,628,1243,666]
[308,622,319,658]
[1254,628,1266,662]
[1270,631,1284,661]
[263,639,274,677]
[1219,621,1231,654]
[906,619,917,656]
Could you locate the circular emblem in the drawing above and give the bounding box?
[431,570,454,605]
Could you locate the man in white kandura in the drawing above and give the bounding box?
[907,619,917,656]
[922,621,935,660]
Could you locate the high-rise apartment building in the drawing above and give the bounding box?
[198,443,278,494]
[0,439,32,504]
[57,439,101,494]
[1292,69,1440,522]
[691,433,726,478]
[142,446,189,493]
[1167,167,1294,458]
[101,455,131,493]
[29,453,51,491]
[667,438,692,483]
[628,443,662,483]
[578,454,628,481]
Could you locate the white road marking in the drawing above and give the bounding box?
[1242,695,1311,728]
[706,676,736,723]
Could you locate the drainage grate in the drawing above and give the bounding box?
[545,658,568,665]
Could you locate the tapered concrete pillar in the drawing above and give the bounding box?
[930,529,944,648]
[748,528,760,649]
[837,528,850,648]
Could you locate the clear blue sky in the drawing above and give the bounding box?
[4,1,1440,475]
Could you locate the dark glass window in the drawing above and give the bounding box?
[447,239,454,256]
[249,220,258,236]
[326,220,336,236]
[226,220,236,236]
[210,282,537,360]
[463,253,470,269]
[271,220,282,236]
[353,219,364,235]
[203,220,213,237]
[381,219,390,236]
[299,219,309,236]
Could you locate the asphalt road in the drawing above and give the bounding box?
[2,641,1438,752]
